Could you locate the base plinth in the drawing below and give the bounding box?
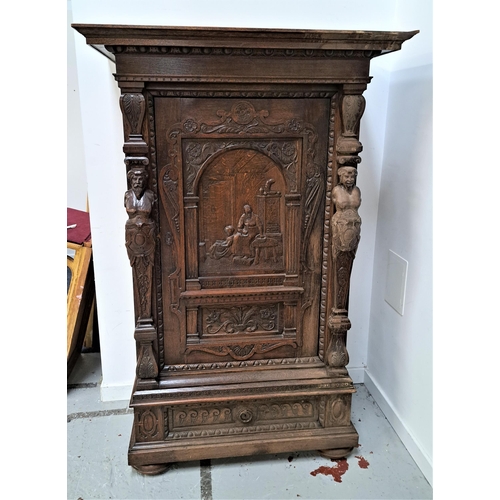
[131,463,171,475]
[318,447,354,460]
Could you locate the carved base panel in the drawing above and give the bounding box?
[128,365,359,470]
[318,447,354,460]
[129,422,358,469]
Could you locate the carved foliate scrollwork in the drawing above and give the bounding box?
[326,320,350,368]
[181,139,299,195]
[120,94,145,133]
[303,163,324,263]
[136,340,158,379]
[204,305,279,335]
[186,340,297,361]
[200,101,286,134]
[337,94,366,164]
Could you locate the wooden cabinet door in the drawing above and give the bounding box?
[154,96,331,366]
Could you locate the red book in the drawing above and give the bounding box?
[67,207,91,244]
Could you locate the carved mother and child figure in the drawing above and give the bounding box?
[208,204,267,265]
[208,180,283,267]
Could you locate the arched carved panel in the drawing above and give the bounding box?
[197,148,287,276]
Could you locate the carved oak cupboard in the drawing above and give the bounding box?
[73,24,417,474]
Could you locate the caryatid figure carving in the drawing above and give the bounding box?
[124,166,158,380]
[327,166,362,369]
[125,167,156,320]
[331,166,361,264]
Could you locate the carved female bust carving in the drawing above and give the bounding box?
[331,166,362,257]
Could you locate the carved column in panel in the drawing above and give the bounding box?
[326,85,365,372]
[120,87,159,385]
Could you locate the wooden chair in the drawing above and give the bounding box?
[67,208,96,378]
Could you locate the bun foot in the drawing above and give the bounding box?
[318,447,353,460]
[132,463,171,475]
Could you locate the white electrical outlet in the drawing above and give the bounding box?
[384,250,408,316]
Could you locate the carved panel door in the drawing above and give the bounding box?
[155,97,331,367]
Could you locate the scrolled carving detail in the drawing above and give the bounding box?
[337,94,366,161]
[186,340,297,361]
[237,408,254,424]
[137,341,158,379]
[205,305,278,335]
[341,95,366,137]
[120,93,146,139]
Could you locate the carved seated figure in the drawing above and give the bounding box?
[208,225,235,260]
[232,204,264,264]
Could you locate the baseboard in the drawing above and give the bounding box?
[346,365,366,384]
[364,368,433,486]
[100,382,133,403]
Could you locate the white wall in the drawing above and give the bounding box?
[364,1,433,485]
[68,0,432,483]
[67,2,88,211]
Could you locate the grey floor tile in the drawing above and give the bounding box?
[68,413,202,500]
[68,352,102,386]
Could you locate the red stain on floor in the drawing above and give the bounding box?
[355,456,370,469]
[310,459,349,483]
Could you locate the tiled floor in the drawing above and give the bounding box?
[67,354,432,499]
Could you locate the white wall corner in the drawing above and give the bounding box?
[364,368,433,486]
[347,365,366,384]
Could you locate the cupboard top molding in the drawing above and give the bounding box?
[72,24,418,62]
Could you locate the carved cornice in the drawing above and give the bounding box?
[73,24,419,60]
[108,46,383,59]
[116,75,370,84]
[148,90,336,98]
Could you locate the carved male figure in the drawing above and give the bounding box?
[124,167,155,318]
